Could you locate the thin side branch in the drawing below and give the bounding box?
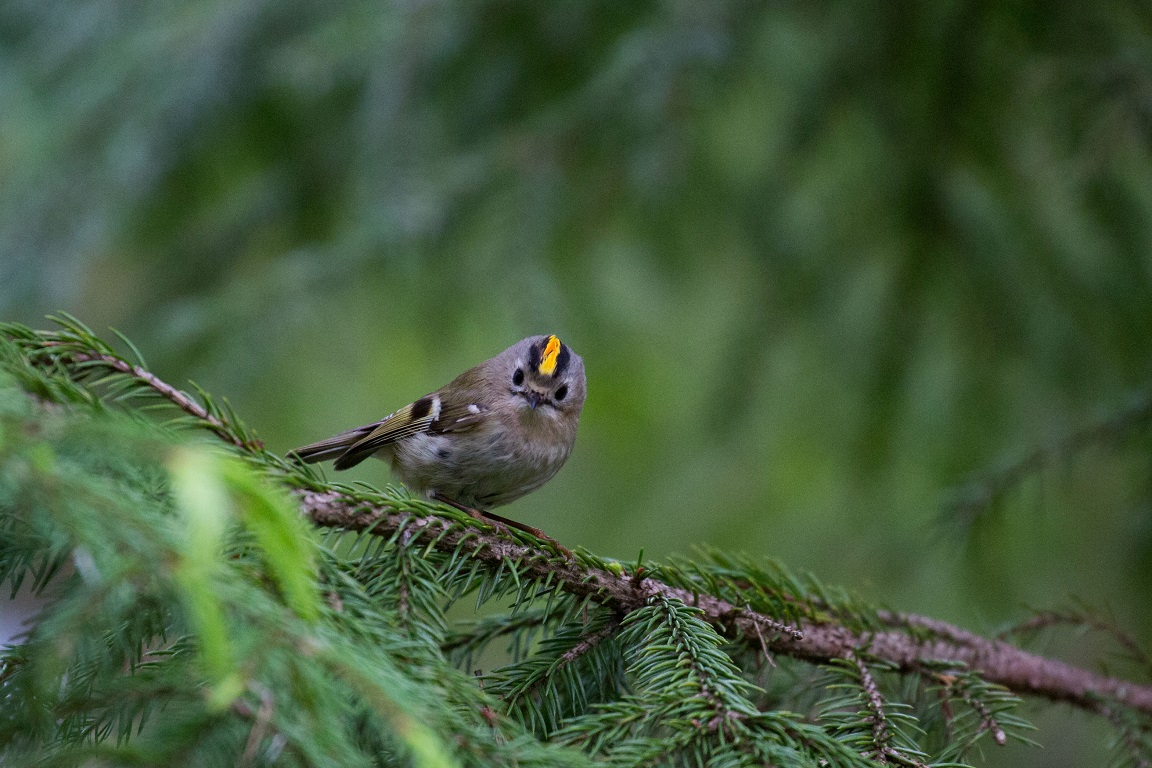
[39,345,255,451]
[952,677,1008,747]
[998,608,1152,670]
[946,388,1152,523]
[556,616,622,671]
[515,614,622,703]
[1093,701,1152,768]
[848,652,894,764]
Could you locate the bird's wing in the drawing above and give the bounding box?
[331,392,489,469]
[290,424,375,464]
[430,398,489,434]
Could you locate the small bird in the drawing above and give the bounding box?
[291,335,586,542]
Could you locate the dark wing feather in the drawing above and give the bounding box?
[333,398,440,470]
[294,389,491,471]
[334,393,490,469]
[290,425,375,464]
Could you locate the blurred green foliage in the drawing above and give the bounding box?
[2,3,1151,762]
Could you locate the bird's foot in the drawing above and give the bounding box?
[432,493,509,534]
[480,510,574,560]
[432,493,572,559]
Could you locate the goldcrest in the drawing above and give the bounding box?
[292,335,586,518]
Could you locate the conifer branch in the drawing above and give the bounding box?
[499,613,623,711]
[298,489,1152,716]
[642,597,749,733]
[2,317,256,451]
[919,659,1031,763]
[7,320,1152,750]
[442,609,552,659]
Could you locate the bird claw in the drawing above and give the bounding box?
[431,493,571,558]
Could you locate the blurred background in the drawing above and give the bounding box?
[3,2,1151,763]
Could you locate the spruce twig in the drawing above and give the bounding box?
[821,654,931,767]
[850,652,898,764]
[44,348,256,451]
[513,614,623,703]
[2,317,255,451]
[924,661,1036,762]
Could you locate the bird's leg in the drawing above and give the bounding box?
[432,492,506,533]
[482,510,574,559]
[431,493,572,558]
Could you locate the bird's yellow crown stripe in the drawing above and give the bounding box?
[539,335,562,375]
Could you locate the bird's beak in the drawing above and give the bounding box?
[523,390,542,410]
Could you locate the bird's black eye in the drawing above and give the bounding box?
[512,368,524,386]
[554,384,568,402]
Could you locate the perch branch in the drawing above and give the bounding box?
[300,489,1152,716]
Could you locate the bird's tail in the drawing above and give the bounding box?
[289,425,374,465]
